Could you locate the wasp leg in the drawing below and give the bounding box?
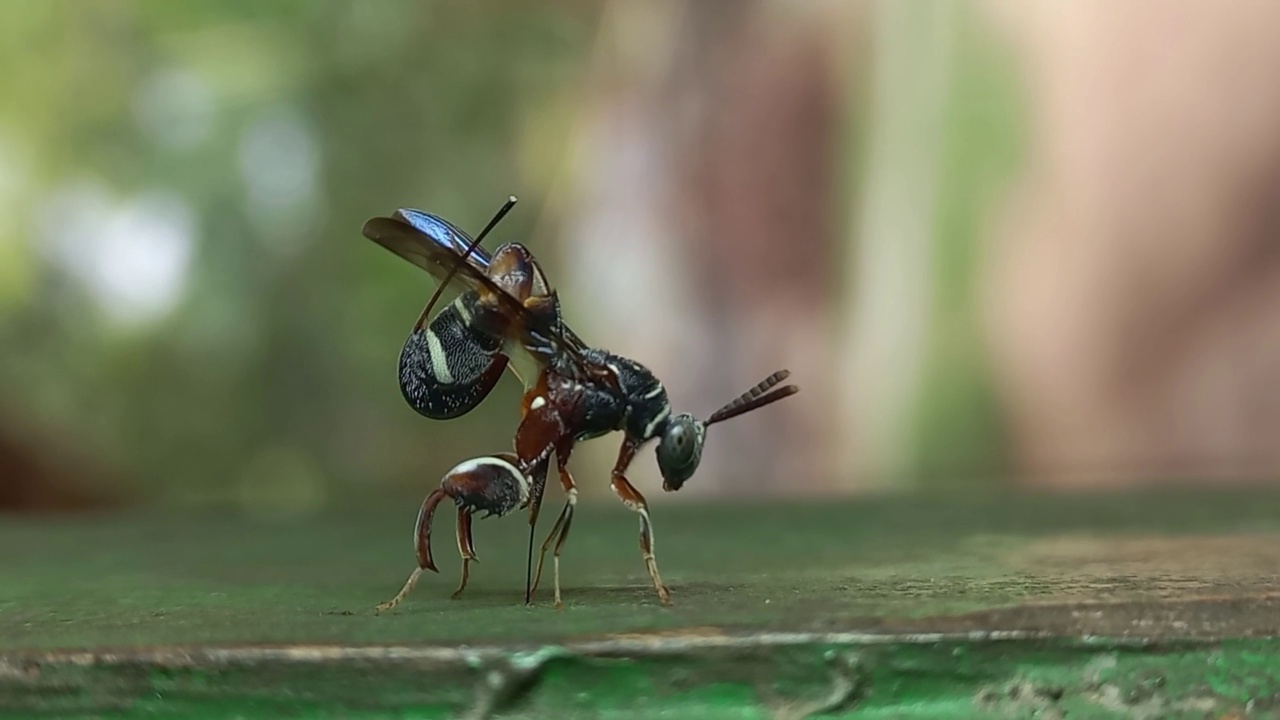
[376,567,424,615]
[376,456,528,613]
[376,488,447,613]
[610,473,670,605]
[549,479,577,609]
[606,440,670,605]
[531,451,578,609]
[522,459,551,605]
[451,508,478,599]
[515,372,571,605]
[530,506,566,599]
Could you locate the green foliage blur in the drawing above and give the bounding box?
[0,1,601,510]
[0,1,1042,510]
[907,4,1022,487]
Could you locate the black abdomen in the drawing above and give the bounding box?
[399,297,507,419]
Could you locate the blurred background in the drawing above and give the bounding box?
[2,0,1279,516]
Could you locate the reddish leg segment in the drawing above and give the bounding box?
[514,371,574,605]
[608,440,671,606]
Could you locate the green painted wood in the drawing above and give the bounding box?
[3,485,1280,717]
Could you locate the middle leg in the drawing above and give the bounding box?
[522,458,550,605]
[513,370,572,605]
[531,449,578,608]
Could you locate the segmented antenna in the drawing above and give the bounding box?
[415,195,518,329]
[707,369,799,426]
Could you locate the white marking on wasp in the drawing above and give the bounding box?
[530,396,547,411]
[451,296,473,326]
[449,456,531,505]
[643,384,665,400]
[424,330,454,385]
[643,404,672,439]
[606,362,623,386]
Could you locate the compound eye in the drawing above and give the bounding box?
[658,417,699,471]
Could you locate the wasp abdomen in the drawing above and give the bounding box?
[399,296,507,420]
[441,455,530,518]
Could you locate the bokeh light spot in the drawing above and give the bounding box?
[236,105,322,254]
[132,66,216,151]
[38,179,197,329]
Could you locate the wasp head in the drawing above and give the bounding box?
[653,369,799,492]
[656,413,708,492]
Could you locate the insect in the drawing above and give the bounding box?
[363,196,798,609]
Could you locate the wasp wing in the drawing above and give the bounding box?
[363,209,595,389]
[361,209,494,318]
[375,209,595,352]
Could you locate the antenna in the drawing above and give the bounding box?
[706,369,798,426]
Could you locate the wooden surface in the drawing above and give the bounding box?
[3,485,1280,717]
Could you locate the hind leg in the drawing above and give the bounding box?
[376,488,448,613]
[451,508,477,599]
[376,455,529,613]
[376,567,425,614]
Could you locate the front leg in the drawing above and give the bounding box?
[608,439,672,606]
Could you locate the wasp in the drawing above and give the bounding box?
[363,197,798,608]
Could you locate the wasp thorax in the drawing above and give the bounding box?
[656,413,707,491]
